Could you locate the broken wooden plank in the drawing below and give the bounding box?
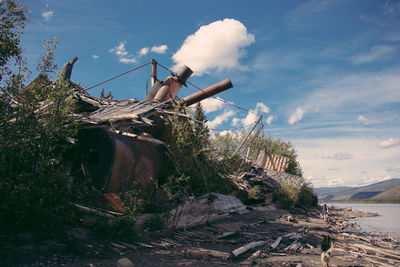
[270,236,282,250]
[284,240,302,252]
[217,231,237,239]
[231,241,267,258]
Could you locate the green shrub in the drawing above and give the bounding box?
[297,184,318,209]
[274,182,318,211]
[274,181,300,210]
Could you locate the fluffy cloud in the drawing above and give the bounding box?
[288,107,305,125]
[241,111,258,127]
[256,102,270,114]
[151,45,168,54]
[351,45,396,65]
[322,152,353,160]
[231,102,271,128]
[378,138,400,148]
[139,47,149,56]
[41,11,54,21]
[91,55,99,59]
[109,42,137,64]
[265,115,276,125]
[199,97,225,113]
[172,18,255,76]
[207,110,236,129]
[232,117,240,126]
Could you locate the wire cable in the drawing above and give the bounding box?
[83,62,151,91]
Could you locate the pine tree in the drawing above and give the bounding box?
[193,102,210,151]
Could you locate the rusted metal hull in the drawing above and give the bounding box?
[77,128,167,194]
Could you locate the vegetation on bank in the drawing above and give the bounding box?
[273,181,318,210]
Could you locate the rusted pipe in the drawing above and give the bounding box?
[179,78,233,106]
[151,59,157,87]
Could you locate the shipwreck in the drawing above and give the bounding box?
[57,58,234,211]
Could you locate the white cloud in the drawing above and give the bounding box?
[327,177,345,187]
[109,42,128,57]
[151,45,168,54]
[231,102,270,128]
[322,152,353,160]
[172,18,255,76]
[350,45,396,65]
[207,110,236,129]
[119,57,136,64]
[199,97,225,113]
[242,111,258,127]
[288,107,305,125]
[232,117,240,126]
[218,130,234,136]
[378,138,400,148]
[41,11,54,21]
[109,42,137,64]
[357,115,374,125]
[91,55,99,59]
[256,102,270,114]
[139,47,149,56]
[265,115,276,125]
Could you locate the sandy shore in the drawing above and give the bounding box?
[2,205,399,266]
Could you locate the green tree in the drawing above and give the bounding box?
[193,102,210,150]
[0,0,27,82]
[0,2,78,232]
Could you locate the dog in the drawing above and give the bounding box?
[321,235,333,267]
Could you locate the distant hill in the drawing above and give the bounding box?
[370,183,400,203]
[314,179,400,203]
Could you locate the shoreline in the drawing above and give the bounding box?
[2,204,400,266]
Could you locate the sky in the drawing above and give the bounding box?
[18,0,400,188]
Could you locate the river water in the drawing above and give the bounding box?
[329,203,400,242]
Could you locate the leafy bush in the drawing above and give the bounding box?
[274,181,300,210]
[297,184,318,209]
[274,182,318,210]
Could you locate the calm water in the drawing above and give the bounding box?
[329,203,400,242]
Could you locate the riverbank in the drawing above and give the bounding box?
[2,203,399,266]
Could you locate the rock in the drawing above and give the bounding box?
[117,257,134,267]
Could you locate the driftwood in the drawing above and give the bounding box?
[231,241,267,258]
[184,247,230,260]
[72,202,122,218]
[284,240,302,252]
[270,236,282,250]
[119,242,137,250]
[348,243,400,260]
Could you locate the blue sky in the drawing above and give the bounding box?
[19,0,400,187]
